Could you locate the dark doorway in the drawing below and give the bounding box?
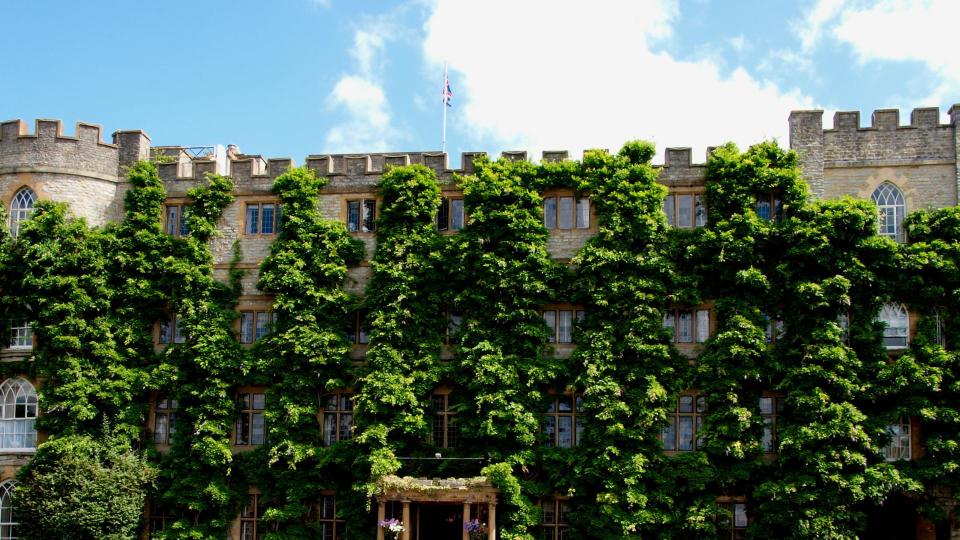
[864,494,918,539]
[416,503,463,540]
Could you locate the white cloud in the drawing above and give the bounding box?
[797,0,960,104]
[421,0,815,162]
[728,34,749,53]
[324,16,400,153]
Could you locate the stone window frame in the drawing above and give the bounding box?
[541,305,586,344]
[759,393,786,455]
[883,416,912,462]
[341,195,379,234]
[437,194,467,232]
[716,496,748,539]
[0,378,38,452]
[345,309,369,346]
[538,497,572,540]
[542,189,592,231]
[320,390,354,446]
[157,313,186,345]
[164,202,189,237]
[430,388,459,449]
[664,189,707,228]
[543,392,584,448]
[872,181,906,243]
[877,303,909,350]
[238,308,275,345]
[312,492,346,539]
[239,489,266,540]
[151,395,178,447]
[8,320,32,350]
[234,387,267,448]
[662,392,707,453]
[9,186,37,238]
[0,480,18,539]
[243,200,282,237]
[663,306,712,344]
[754,192,784,222]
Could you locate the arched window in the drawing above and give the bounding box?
[878,303,909,350]
[872,182,905,242]
[0,379,37,450]
[8,188,36,238]
[0,480,16,540]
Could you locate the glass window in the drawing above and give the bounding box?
[153,397,178,445]
[543,197,558,229]
[755,198,771,221]
[763,314,785,344]
[0,378,37,450]
[445,311,463,345]
[558,197,574,229]
[664,308,710,344]
[235,392,266,446]
[345,311,369,345]
[721,501,748,539]
[431,393,458,449]
[695,194,707,227]
[695,309,710,343]
[315,495,346,539]
[240,493,266,540]
[539,499,571,540]
[148,500,171,537]
[437,198,450,231]
[543,311,557,344]
[544,394,583,448]
[934,308,945,347]
[759,396,785,453]
[239,310,273,344]
[0,481,18,540]
[877,303,908,349]
[872,182,905,243]
[883,418,911,461]
[677,194,693,228]
[451,199,465,230]
[346,199,376,232]
[322,392,354,445]
[838,313,851,345]
[159,314,186,344]
[576,198,590,229]
[663,194,676,226]
[9,322,32,349]
[246,203,280,235]
[662,393,706,452]
[165,204,189,237]
[9,188,36,238]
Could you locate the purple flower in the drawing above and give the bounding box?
[464,518,487,533]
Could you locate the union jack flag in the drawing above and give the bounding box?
[442,77,453,107]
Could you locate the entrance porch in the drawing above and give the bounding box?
[376,475,498,540]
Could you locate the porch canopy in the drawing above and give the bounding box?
[376,475,499,540]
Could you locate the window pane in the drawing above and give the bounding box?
[437,198,450,231]
[678,310,693,343]
[663,195,675,226]
[166,206,179,235]
[756,198,771,220]
[543,311,557,343]
[557,396,573,412]
[558,416,572,448]
[362,200,376,232]
[255,312,270,341]
[543,415,556,446]
[694,194,707,227]
[695,309,710,343]
[323,415,336,445]
[678,416,694,450]
[558,311,573,343]
[763,417,774,452]
[347,201,360,232]
[261,204,275,234]
[246,205,260,234]
[174,316,186,343]
[154,414,168,444]
[542,501,556,524]
[576,198,590,229]
[678,396,694,413]
[451,199,465,230]
[253,393,265,409]
[240,312,254,344]
[159,318,172,344]
[677,194,693,228]
[663,312,676,341]
[662,417,676,450]
[734,504,748,528]
[558,197,574,229]
[544,197,557,229]
[252,412,265,445]
[340,413,353,441]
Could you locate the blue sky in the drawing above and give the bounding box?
[3,0,958,167]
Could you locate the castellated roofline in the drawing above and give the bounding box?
[0,119,117,148]
[790,105,960,131]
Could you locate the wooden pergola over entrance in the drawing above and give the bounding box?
[376,475,499,540]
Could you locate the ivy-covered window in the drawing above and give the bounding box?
[662,394,706,452]
[763,313,786,344]
[760,396,785,454]
[719,501,748,539]
[321,392,353,445]
[8,322,32,350]
[883,418,911,461]
[235,392,266,446]
[437,197,465,231]
[245,202,281,235]
[543,307,585,344]
[538,498,571,540]
[664,192,707,228]
[314,495,346,539]
[9,187,36,238]
[663,308,711,344]
[164,204,189,237]
[0,480,17,540]
[543,195,589,230]
[543,394,583,448]
[345,310,369,345]
[240,310,274,344]
[934,308,946,347]
[0,378,37,451]
[431,393,458,449]
[877,303,909,349]
[153,396,177,446]
[159,314,186,344]
[148,501,172,537]
[444,310,462,345]
[346,199,376,233]
[755,193,783,222]
[240,492,266,540]
[838,313,851,345]
[872,182,905,243]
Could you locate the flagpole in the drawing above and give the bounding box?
[442,62,448,154]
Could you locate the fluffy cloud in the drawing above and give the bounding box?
[421,0,815,162]
[799,0,960,104]
[324,16,399,153]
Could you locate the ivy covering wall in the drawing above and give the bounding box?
[7,137,960,539]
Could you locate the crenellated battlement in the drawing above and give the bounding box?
[0,119,121,180]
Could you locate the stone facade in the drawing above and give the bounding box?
[2,107,960,538]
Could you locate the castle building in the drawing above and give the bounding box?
[0,106,959,539]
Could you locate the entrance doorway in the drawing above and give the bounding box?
[415,503,462,540]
